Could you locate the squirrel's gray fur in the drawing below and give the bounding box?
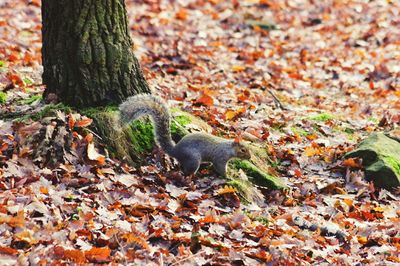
[119,94,251,176]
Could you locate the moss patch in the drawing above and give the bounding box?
[384,156,400,176]
[127,118,155,155]
[306,113,336,122]
[82,107,150,164]
[170,109,191,140]
[20,95,43,105]
[290,126,309,137]
[171,108,211,134]
[0,91,7,104]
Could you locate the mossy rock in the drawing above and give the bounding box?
[345,132,400,189]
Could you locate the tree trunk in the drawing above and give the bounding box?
[42,0,150,107]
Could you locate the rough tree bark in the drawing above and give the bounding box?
[42,0,150,107]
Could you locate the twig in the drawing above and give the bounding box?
[171,250,206,266]
[114,234,128,265]
[262,85,288,110]
[85,128,103,140]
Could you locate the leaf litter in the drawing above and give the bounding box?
[0,0,399,265]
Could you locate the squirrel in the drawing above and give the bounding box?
[119,94,251,176]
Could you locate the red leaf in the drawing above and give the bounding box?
[6,72,25,87]
[195,94,214,106]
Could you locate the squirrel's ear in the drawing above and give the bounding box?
[233,136,242,145]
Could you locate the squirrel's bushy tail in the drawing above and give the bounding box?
[119,94,175,154]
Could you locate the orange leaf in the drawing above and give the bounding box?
[361,211,376,221]
[247,250,273,262]
[68,114,76,129]
[357,236,368,245]
[84,133,93,143]
[75,118,93,128]
[199,215,217,225]
[306,133,318,140]
[195,94,214,106]
[30,0,41,7]
[96,156,106,165]
[22,52,33,65]
[343,198,353,207]
[1,143,8,151]
[231,65,246,72]
[175,9,188,20]
[0,246,18,255]
[40,186,49,194]
[387,256,400,263]
[224,107,245,120]
[122,233,149,249]
[215,186,237,195]
[85,247,111,263]
[237,90,250,102]
[0,210,25,227]
[342,158,361,168]
[64,249,86,264]
[304,146,320,157]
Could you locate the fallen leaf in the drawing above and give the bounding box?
[195,94,214,106]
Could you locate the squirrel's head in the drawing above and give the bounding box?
[232,141,251,160]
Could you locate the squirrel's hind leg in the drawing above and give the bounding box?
[213,159,228,177]
[179,153,201,176]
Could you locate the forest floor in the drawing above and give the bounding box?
[0,0,400,265]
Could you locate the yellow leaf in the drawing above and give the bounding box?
[231,65,246,72]
[357,236,368,245]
